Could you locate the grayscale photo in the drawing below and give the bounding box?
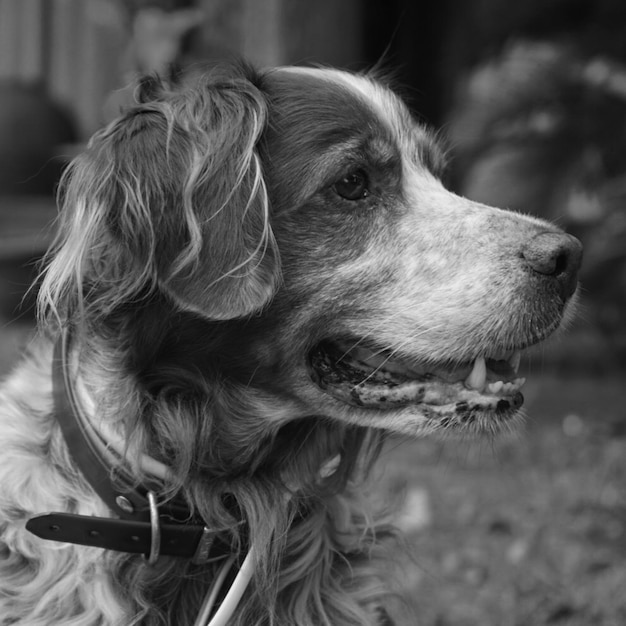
[0,1,624,624]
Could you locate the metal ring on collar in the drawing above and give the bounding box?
[144,491,161,565]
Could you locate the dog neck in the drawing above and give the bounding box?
[26,328,236,565]
[27,328,351,624]
[27,327,345,554]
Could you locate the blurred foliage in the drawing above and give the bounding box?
[442,0,626,77]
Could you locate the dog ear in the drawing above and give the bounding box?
[42,69,279,322]
[157,72,280,320]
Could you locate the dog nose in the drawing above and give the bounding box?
[521,232,583,299]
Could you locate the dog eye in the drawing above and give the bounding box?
[333,170,369,201]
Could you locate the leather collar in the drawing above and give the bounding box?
[26,329,233,564]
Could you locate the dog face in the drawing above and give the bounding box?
[43,64,582,440]
[248,67,583,437]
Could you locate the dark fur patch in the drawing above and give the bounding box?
[260,69,401,210]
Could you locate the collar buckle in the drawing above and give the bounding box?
[192,526,217,565]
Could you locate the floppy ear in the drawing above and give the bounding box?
[41,69,279,322]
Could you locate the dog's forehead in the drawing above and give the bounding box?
[260,67,441,204]
[265,67,417,144]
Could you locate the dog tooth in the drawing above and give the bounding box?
[465,356,487,390]
[488,380,504,394]
[508,351,522,373]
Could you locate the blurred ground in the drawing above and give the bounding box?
[1,323,625,626]
[379,363,626,626]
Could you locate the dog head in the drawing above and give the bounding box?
[40,63,582,443]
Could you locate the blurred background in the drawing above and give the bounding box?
[0,1,625,624]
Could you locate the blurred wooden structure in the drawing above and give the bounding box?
[0,0,363,139]
[0,0,126,138]
[0,197,57,261]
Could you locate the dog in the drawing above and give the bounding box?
[0,62,582,625]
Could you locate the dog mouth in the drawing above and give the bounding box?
[308,339,527,419]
